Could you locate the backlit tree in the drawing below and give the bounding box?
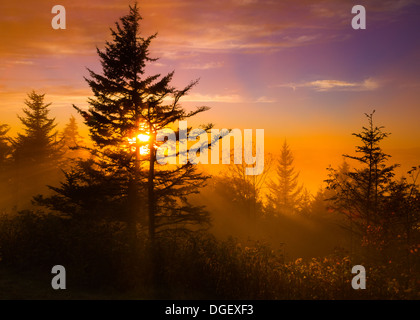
[268,140,303,215]
[11,91,62,209]
[38,4,212,241]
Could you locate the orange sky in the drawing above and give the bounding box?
[1,0,420,193]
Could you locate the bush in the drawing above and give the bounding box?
[0,210,151,291]
[0,211,418,299]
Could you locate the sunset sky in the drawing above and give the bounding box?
[1,0,419,192]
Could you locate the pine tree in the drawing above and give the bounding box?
[13,91,61,164]
[60,115,85,161]
[268,140,303,215]
[325,111,400,256]
[11,91,62,209]
[40,4,212,241]
[61,115,84,149]
[35,158,131,219]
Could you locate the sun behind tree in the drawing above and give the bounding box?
[37,3,213,243]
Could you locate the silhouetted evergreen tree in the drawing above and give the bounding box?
[61,115,84,150]
[326,112,396,232]
[13,91,61,165]
[268,140,303,215]
[11,91,62,209]
[37,4,212,240]
[297,187,313,215]
[59,115,87,167]
[324,111,417,262]
[35,158,131,220]
[84,3,212,240]
[381,167,420,270]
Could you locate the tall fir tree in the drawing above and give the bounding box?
[83,3,212,240]
[60,115,85,162]
[13,91,61,164]
[11,91,62,209]
[61,115,84,149]
[39,4,212,241]
[325,111,401,259]
[268,140,303,215]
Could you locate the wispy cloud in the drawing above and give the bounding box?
[180,93,243,103]
[1,0,417,61]
[255,96,276,103]
[182,61,224,70]
[278,78,380,92]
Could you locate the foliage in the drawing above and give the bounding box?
[0,211,150,290]
[0,211,418,299]
[34,158,136,222]
[0,2,419,302]
[326,112,398,232]
[326,111,420,265]
[211,154,272,220]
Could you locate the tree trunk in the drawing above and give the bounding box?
[147,135,161,296]
[127,140,141,238]
[148,136,156,242]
